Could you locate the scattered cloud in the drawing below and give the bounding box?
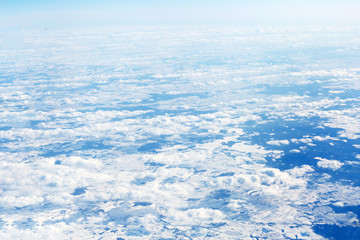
[0,25,359,239]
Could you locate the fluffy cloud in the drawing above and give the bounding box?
[0,25,359,239]
[316,157,344,170]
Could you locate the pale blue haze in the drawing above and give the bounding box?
[1,0,360,28]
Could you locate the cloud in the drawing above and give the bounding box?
[0,25,360,239]
[266,139,290,146]
[316,157,344,170]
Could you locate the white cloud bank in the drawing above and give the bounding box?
[0,25,359,239]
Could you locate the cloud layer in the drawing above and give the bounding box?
[0,25,360,239]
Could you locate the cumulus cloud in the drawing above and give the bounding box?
[0,25,359,239]
[316,157,344,170]
[266,139,290,146]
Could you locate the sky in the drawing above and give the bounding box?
[1,0,360,28]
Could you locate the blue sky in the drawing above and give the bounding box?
[1,0,360,28]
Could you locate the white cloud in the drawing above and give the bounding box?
[266,139,290,146]
[316,157,344,170]
[0,25,359,239]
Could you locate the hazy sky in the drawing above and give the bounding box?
[1,0,360,28]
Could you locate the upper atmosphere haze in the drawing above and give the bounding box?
[1,0,360,29]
